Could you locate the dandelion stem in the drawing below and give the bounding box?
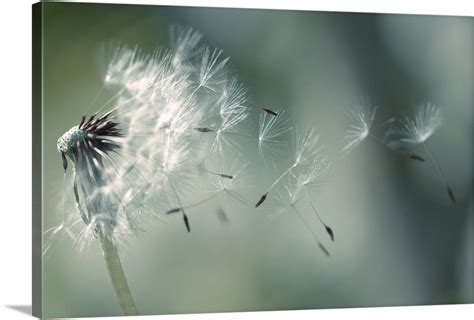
[62,173,66,225]
[422,142,455,203]
[98,224,138,316]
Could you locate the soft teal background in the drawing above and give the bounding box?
[40,2,473,318]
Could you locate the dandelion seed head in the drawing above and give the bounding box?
[57,125,86,154]
[49,27,252,254]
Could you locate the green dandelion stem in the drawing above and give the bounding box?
[98,224,138,316]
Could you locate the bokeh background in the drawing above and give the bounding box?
[40,2,473,318]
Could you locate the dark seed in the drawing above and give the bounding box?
[123,164,135,177]
[216,208,229,223]
[408,153,425,162]
[318,242,330,257]
[262,108,278,116]
[61,152,68,172]
[166,208,182,214]
[79,115,86,129]
[325,225,334,242]
[219,174,234,179]
[447,186,456,204]
[183,213,191,232]
[255,193,268,208]
[195,127,214,133]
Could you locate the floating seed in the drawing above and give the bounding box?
[408,153,425,162]
[262,108,278,116]
[195,127,214,133]
[255,192,268,208]
[318,242,330,257]
[325,225,334,242]
[183,213,191,232]
[447,186,456,204]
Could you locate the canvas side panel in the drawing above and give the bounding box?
[32,2,43,318]
[470,15,474,304]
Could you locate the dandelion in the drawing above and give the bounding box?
[256,128,321,208]
[385,103,455,203]
[56,112,139,315]
[48,26,255,315]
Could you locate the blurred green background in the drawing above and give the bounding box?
[40,2,473,318]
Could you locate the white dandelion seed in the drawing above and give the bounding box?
[385,103,455,203]
[255,128,322,208]
[296,159,334,241]
[194,76,250,157]
[386,102,442,146]
[294,128,322,166]
[167,158,249,224]
[208,159,250,207]
[170,25,202,68]
[196,47,229,92]
[218,76,248,119]
[258,108,292,166]
[296,158,331,190]
[342,103,378,154]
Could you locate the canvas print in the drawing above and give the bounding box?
[32,2,473,318]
